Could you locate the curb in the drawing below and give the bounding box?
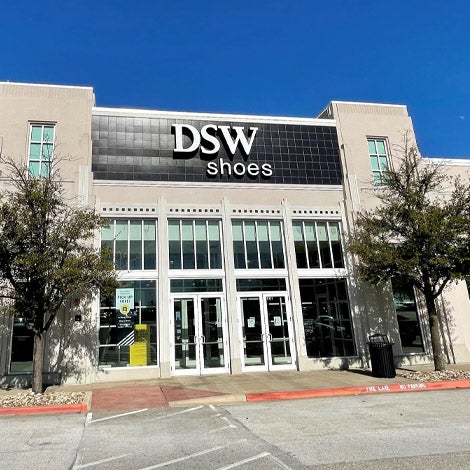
[0,403,88,416]
[246,379,470,402]
[2,380,470,414]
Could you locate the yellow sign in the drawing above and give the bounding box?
[130,324,150,366]
[120,304,130,315]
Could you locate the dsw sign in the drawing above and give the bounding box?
[172,124,272,178]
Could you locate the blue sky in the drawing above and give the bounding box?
[1,1,469,158]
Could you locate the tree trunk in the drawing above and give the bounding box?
[425,293,446,371]
[32,333,44,393]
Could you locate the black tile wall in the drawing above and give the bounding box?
[91,115,342,185]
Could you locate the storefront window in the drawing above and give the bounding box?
[392,280,424,353]
[300,278,355,357]
[232,220,285,269]
[99,280,157,367]
[101,219,157,271]
[9,317,34,373]
[236,278,286,292]
[170,278,223,293]
[169,220,222,270]
[293,221,344,269]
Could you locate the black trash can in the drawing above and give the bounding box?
[368,334,396,378]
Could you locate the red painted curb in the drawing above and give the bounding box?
[246,380,470,402]
[0,403,87,416]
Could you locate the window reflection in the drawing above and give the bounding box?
[101,220,157,271]
[232,220,285,269]
[293,221,344,269]
[392,280,424,353]
[99,280,157,367]
[300,278,355,357]
[169,220,222,270]
[10,318,34,373]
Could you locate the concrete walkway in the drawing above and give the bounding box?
[87,370,415,411]
[57,364,470,412]
[2,365,470,414]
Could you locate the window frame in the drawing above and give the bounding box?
[168,219,223,271]
[98,279,158,368]
[299,277,356,358]
[232,219,286,270]
[292,220,345,270]
[367,137,389,185]
[391,280,425,354]
[28,123,56,178]
[101,219,158,272]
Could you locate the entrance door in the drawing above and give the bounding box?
[171,295,229,375]
[239,293,295,371]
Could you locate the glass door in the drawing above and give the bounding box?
[240,297,266,367]
[239,293,295,371]
[200,297,227,371]
[265,295,293,366]
[173,298,197,371]
[171,295,228,375]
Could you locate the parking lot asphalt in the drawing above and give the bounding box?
[2,365,470,415]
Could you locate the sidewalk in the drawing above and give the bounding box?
[2,365,470,415]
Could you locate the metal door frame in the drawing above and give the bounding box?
[170,293,229,375]
[237,292,296,372]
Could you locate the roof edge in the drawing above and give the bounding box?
[424,157,470,165]
[0,81,94,91]
[93,106,336,126]
[329,100,407,108]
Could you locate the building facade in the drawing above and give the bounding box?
[1,82,469,386]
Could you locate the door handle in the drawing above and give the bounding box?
[199,335,206,344]
[266,333,273,342]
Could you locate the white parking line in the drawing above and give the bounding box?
[217,452,293,470]
[153,405,204,420]
[209,415,237,433]
[137,439,246,470]
[269,454,294,470]
[209,426,236,433]
[73,454,131,469]
[220,416,236,428]
[216,452,271,469]
[90,408,148,423]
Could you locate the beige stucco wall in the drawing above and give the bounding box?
[437,282,470,362]
[0,82,95,202]
[323,101,415,212]
[326,102,420,361]
[328,100,470,364]
[1,84,469,386]
[0,82,97,385]
[94,183,343,208]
